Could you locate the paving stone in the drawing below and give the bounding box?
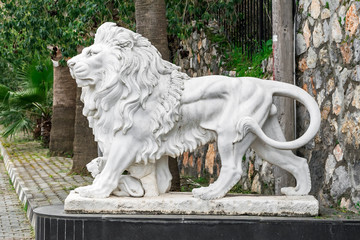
[0,138,93,232]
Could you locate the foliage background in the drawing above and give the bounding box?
[0,0,271,138]
[0,0,135,89]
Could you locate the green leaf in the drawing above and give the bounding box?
[1,115,34,138]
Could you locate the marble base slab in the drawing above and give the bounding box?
[64,191,319,216]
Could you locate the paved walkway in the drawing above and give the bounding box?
[0,157,33,240]
[0,138,93,237]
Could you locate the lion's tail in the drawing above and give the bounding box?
[236,80,321,150]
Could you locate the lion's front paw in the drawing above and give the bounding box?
[192,185,226,200]
[75,184,112,198]
[191,187,203,198]
[192,185,210,197]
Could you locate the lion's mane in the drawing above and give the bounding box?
[80,22,189,164]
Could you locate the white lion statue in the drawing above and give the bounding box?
[67,22,320,200]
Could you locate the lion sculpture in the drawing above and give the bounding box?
[67,22,321,200]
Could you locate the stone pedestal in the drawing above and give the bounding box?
[34,204,360,240]
[65,191,319,216]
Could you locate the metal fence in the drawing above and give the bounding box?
[218,0,272,57]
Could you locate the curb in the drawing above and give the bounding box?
[0,142,37,228]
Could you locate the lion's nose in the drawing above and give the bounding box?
[67,59,75,68]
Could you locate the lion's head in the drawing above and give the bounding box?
[68,22,189,163]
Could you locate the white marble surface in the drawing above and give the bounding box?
[67,22,321,200]
[64,191,319,216]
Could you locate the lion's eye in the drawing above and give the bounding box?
[87,49,100,57]
[85,46,102,57]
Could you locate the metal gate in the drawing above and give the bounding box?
[218,0,272,57]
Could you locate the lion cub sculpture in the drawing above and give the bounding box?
[68,22,321,200]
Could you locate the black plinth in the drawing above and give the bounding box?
[34,205,360,240]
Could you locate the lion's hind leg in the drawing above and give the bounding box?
[251,116,311,195]
[192,132,256,200]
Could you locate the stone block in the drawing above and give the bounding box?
[65,191,319,217]
[345,4,359,36]
[296,34,307,55]
[307,47,318,68]
[330,166,351,200]
[330,13,343,43]
[313,23,324,48]
[310,0,321,19]
[303,21,312,47]
[321,9,331,19]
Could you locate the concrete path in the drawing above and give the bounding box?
[0,157,33,239]
[0,138,93,233]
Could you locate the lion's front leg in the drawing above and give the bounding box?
[75,134,138,198]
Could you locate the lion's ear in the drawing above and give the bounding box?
[118,40,134,49]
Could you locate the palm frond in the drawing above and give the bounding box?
[0,55,53,139]
[0,109,26,126]
[1,117,34,138]
[9,89,46,108]
[15,56,53,95]
[32,102,52,118]
[0,84,11,104]
[0,108,34,138]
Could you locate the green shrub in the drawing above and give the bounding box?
[226,39,273,78]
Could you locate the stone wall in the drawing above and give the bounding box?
[174,21,223,77]
[173,21,275,194]
[174,22,223,183]
[296,0,360,210]
[172,0,360,211]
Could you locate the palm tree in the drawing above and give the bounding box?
[49,49,77,155]
[135,0,170,61]
[0,56,53,146]
[71,87,98,174]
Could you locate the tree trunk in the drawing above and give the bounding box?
[40,115,51,148]
[135,0,170,60]
[272,0,296,194]
[49,52,77,156]
[135,0,180,191]
[71,87,98,174]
